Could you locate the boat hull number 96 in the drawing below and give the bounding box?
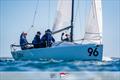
[88,47,99,56]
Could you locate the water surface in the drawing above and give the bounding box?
[0,57,120,71]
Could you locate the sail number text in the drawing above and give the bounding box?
[88,47,99,56]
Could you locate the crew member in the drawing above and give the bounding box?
[32,31,41,48]
[20,32,29,50]
[41,29,55,47]
[61,32,70,42]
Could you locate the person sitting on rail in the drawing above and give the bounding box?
[41,29,55,48]
[20,32,33,50]
[32,31,41,48]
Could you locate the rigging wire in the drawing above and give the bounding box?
[27,0,39,33]
[48,0,51,29]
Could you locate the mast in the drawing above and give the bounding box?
[70,0,74,42]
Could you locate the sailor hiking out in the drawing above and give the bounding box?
[41,29,55,48]
[32,31,41,48]
[20,32,33,50]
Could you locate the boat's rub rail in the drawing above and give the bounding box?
[10,43,33,52]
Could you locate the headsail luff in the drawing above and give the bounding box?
[52,0,72,32]
[84,0,102,44]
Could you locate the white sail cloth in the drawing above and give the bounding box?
[52,0,72,32]
[84,0,102,44]
[52,0,103,44]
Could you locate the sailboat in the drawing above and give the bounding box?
[11,0,103,61]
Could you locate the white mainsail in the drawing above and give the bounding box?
[84,0,102,44]
[52,0,72,32]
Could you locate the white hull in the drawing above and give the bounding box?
[11,44,103,61]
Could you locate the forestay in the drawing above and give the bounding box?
[84,0,102,44]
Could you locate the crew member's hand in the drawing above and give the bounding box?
[61,33,64,36]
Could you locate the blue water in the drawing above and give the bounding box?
[0,57,120,71]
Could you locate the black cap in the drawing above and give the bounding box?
[45,29,52,33]
[37,31,41,34]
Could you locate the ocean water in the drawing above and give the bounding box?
[0,57,120,80]
[0,57,120,71]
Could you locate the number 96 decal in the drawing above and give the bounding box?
[88,47,99,56]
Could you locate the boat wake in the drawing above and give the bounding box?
[102,56,112,61]
[0,57,120,71]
